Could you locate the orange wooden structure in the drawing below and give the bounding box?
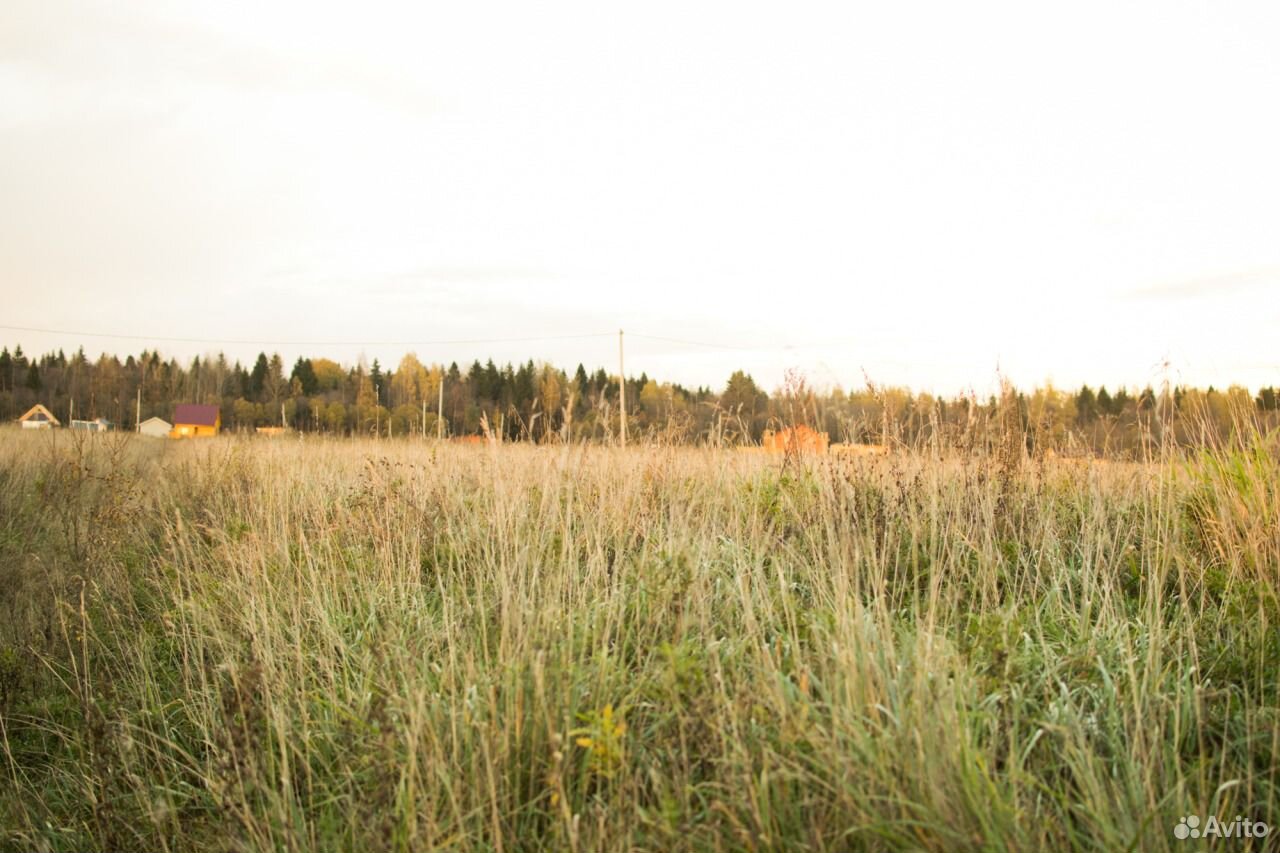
[761,425,829,454]
[18,404,60,429]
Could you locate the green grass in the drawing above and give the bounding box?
[1,429,1277,851]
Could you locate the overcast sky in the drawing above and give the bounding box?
[3,1,1278,395]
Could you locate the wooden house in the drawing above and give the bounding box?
[18,404,60,429]
[761,425,829,454]
[170,404,221,438]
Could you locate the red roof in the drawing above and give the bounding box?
[173,404,220,427]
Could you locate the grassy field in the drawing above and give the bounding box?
[1,429,1277,852]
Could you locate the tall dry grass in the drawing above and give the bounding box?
[1,427,1277,851]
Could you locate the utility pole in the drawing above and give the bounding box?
[422,398,427,439]
[437,371,445,440]
[135,386,141,432]
[618,328,627,448]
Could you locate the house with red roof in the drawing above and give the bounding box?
[170,404,221,438]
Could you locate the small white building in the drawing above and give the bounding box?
[18,404,60,429]
[71,418,112,432]
[138,417,173,438]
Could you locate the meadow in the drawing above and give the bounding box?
[1,428,1277,852]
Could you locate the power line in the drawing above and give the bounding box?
[630,331,860,351]
[2,322,850,361]
[2,323,849,360]
[628,331,968,369]
[628,332,756,351]
[631,332,1280,375]
[0,324,615,348]
[630,331,913,356]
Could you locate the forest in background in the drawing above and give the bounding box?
[2,344,1278,457]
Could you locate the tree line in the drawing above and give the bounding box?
[2,344,1277,457]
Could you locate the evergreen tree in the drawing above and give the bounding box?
[500,363,516,406]
[721,371,767,440]
[721,371,765,413]
[231,362,249,398]
[370,360,384,405]
[24,362,41,392]
[514,360,536,411]
[467,360,485,399]
[213,353,230,397]
[382,368,394,406]
[1075,385,1097,425]
[250,352,269,399]
[12,346,27,390]
[572,364,590,416]
[190,356,202,400]
[483,360,501,403]
[591,368,610,398]
[291,357,319,396]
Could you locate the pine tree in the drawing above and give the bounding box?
[1075,385,1096,425]
[232,362,250,398]
[484,360,501,403]
[514,361,536,411]
[12,346,27,391]
[291,358,319,396]
[573,364,590,416]
[467,361,485,399]
[250,353,269,399]
[370,360,383,405]
[591,368,610,398]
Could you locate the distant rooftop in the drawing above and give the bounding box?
[173,404,219,427]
